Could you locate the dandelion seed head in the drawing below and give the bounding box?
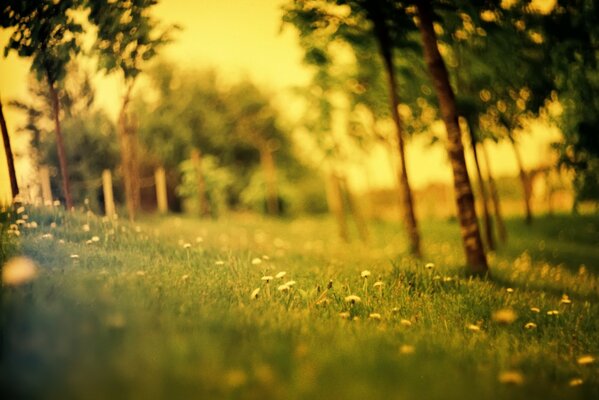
[2,256,38,286]
[16,206,25,214]
[195,236,204,243]
[373,281,384,288]
[344,295,361,304]
[467,324,481,332]
[400,319,412,327]
[339,311,350,319]
[91,236,100,242]
[506,288,514,293]
[183,243,191,249]
[284,280,296,287]
[577,355,595,365]
[70,254,80,260]
[498,371,524,385]
[251,258,263,265]
[369,313,382,320]
[361,270,371,278]
[547,310,559,316]
[277,284,289,292]
[215,260,225,266]
[492,308,518,324]
[530,307,540,313]
[82,224,90,232]
[261,275,274,283]
[524,322,537,329]
[53,200,61,207]
[569,378,583,387]
[400,345,415,354]
[275,271,287,279]
[50,222,57,229]
[250,288,260,299]
[425,262,435,269]
[42,233,53,239]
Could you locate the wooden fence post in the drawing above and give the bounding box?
[155,167,168,214]
[39,166,52,206]
[102,169,116,218]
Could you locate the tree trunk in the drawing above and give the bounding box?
[374,16,421,256]
[466,121,495,251]
[47,79,73,210]
[260,142,279,215]
[118,82,139,221]
[326,172,349,242]
[0,96,19,200]
[416,0,488,274]
[481,141,507,243]
[191,147,210,217]
[509,135,533,224]
[339,176,369,243]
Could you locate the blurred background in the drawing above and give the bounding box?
[0,0,596,225]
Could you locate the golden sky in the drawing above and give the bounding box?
[0,0,561,204]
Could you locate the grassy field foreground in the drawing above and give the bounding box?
[1,207,599,399]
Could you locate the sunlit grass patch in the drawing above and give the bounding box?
[1,207,598,399]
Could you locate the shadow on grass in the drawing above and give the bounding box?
[496,213,599,275]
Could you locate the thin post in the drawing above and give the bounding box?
[39,166,52,206]
[102,169,115,218]
[155,167,168,214]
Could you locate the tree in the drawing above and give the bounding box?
[87,0,177,220]
[415,0,488,273]
[11,66,119,211]
[283,0,421,253]
[1,0,83,210]
[0,96,19,200]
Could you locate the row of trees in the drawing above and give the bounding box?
[281,0,599,274]
[1,0,175,218]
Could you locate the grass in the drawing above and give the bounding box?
[1,206,599,399]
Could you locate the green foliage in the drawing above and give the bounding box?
[1,0,83,84]
[2,208,599,398]
[86,0,177,81]
[177,155,234,217]
[136,62,312,211]
[12,67,119,210]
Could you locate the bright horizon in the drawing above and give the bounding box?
[0,0,562,205]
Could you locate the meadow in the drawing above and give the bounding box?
[1,206,598,399]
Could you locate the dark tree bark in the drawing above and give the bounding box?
[47,78,73,210]
[481,141,507,243]
[371,7,421,256]
[509,134,533,224]
[0,96,19,200]
[467,121,495,251]
[416,0,488,274]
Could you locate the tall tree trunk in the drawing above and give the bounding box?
[326,172,348,242]
[416,0,488,274]
[481,141,507,243]
[47,79,73,210]
[0,96,19,200]
[260,142,279,215]
[509,135,533,224]
[373,16,421,256]
[466,121,495,251]
[339,176,369,243]
[118,82,139,221]
[191,147,210,217]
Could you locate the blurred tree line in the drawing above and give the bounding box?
[2,0,598,274]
